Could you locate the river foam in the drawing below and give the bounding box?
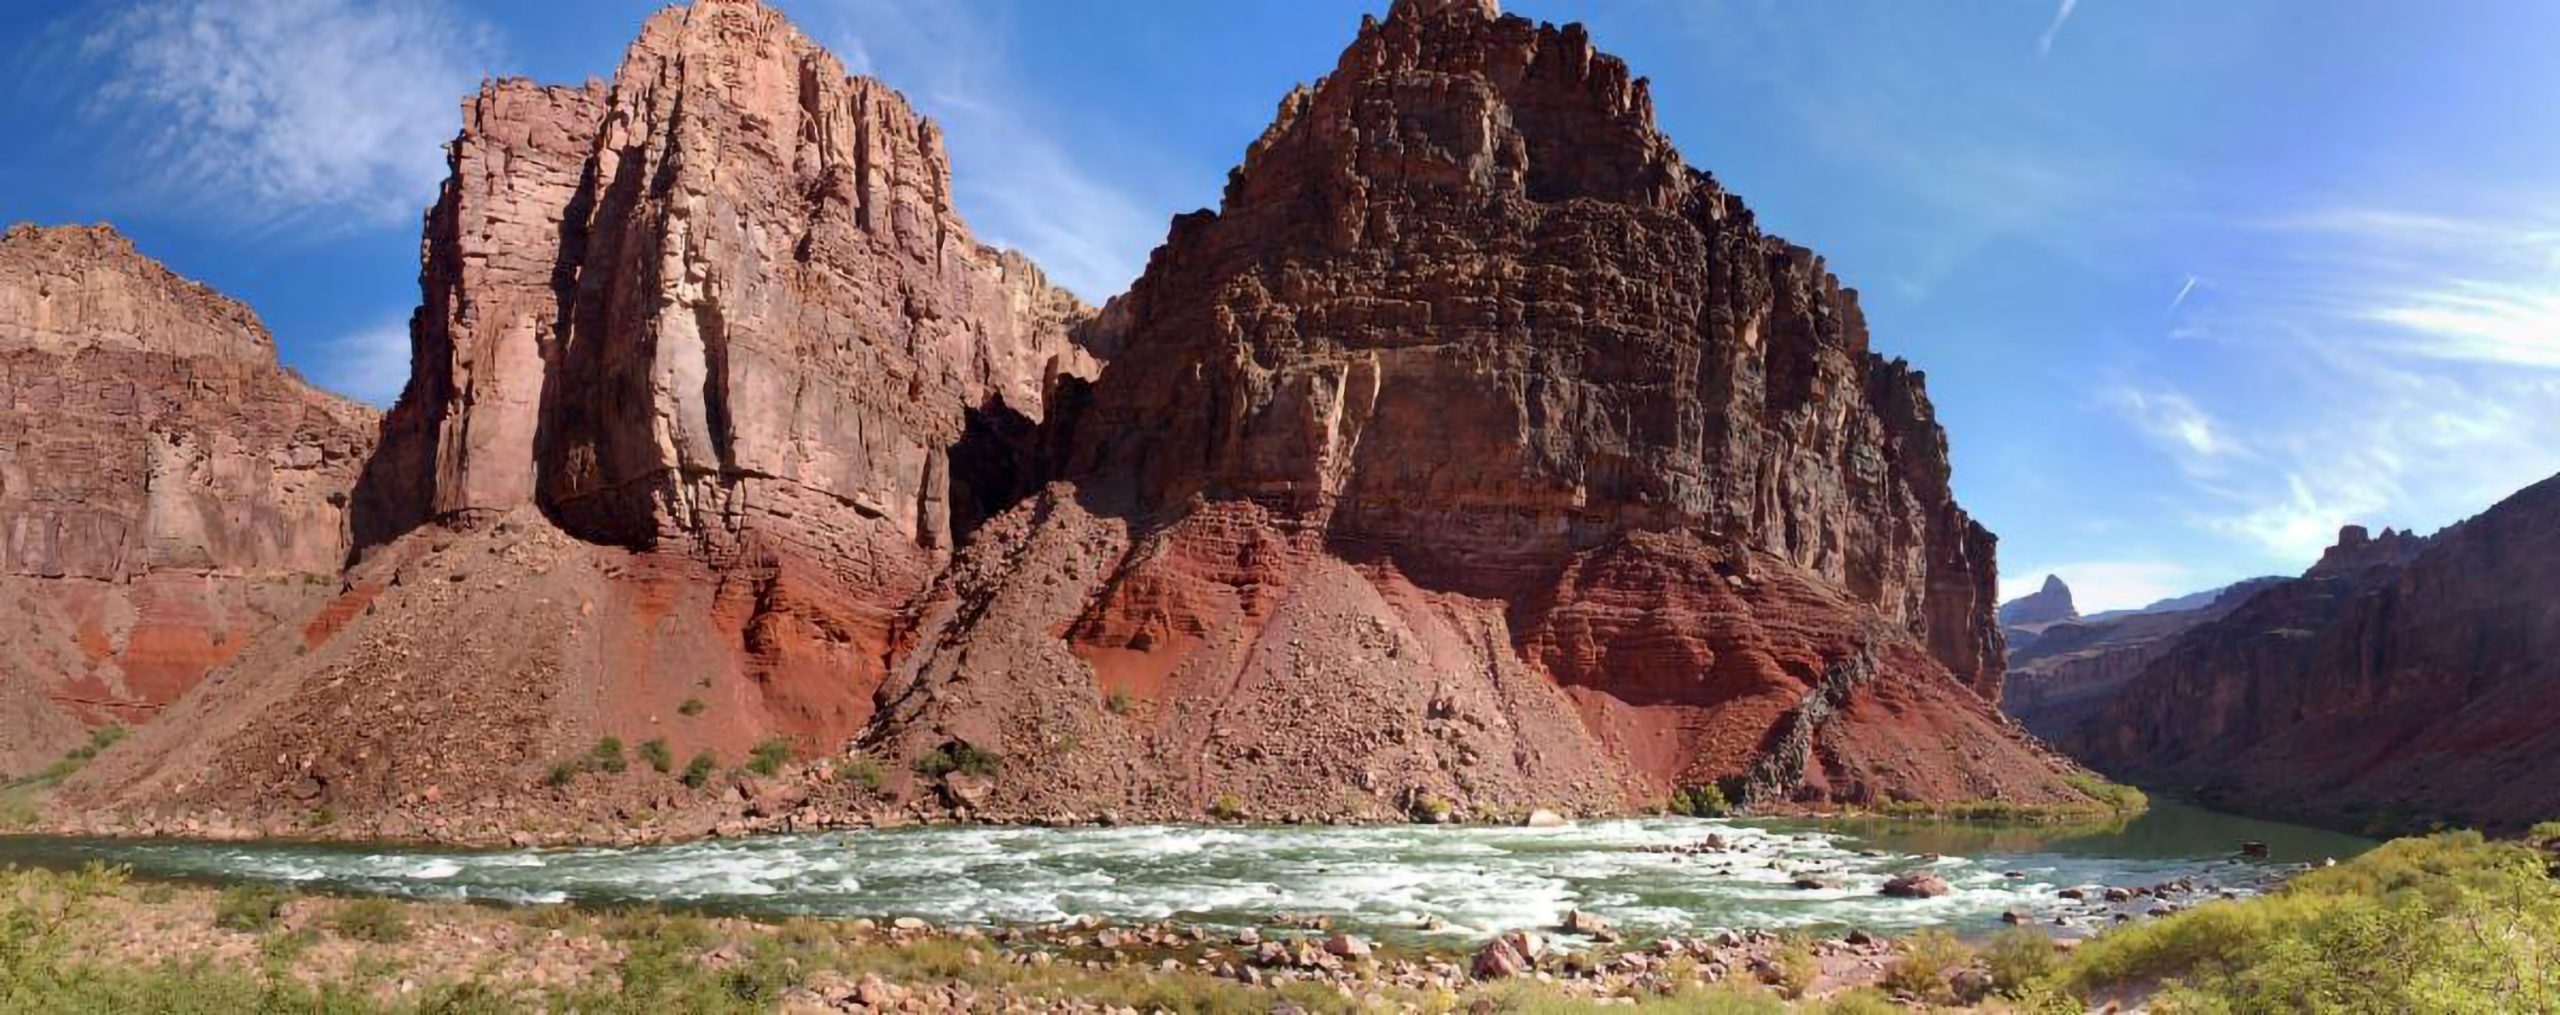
[0,808,2372,942]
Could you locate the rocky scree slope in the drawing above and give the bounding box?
[860,0,2092,822]
[53,0,2105,835]
[2066,491,2560,834]
[64,0,1093,832]
[0,224,375,777]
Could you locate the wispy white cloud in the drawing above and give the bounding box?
[2037,0,2082,59]
[2234,205,2560,370]
[795,0,1160,303]
[80,0,496,230]
[308,317,413,408]
[2106,386,2242,467]
[2102,200,2560,566]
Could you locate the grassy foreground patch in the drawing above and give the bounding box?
[3,821,2554,1012]
[2049,822,2560,1011]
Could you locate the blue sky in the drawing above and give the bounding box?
[6,0,2558,611]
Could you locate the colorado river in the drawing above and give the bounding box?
[0,801,2368,942]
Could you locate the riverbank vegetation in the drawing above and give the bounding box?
[1865,773,2150,827]
[0,821,2551,1012]
[0,725,126,831]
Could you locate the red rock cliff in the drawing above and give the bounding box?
[0,224,376,769]
[62,0,1095,829]
[862,0,2082,821]
[342,0,1099,738]
[2067,484,2560,833]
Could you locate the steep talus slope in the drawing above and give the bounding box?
[0,224,375,774]
[67,0,1093,831]
[52,0,2098,835]
[2069,493,2560,833]
[863,0,2087,821]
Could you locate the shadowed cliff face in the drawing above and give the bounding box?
[2067,484,2560,833]
[59,0,1099,829]
[1065,1,2004,701]
[862,0,2087,822]
[335,0,1100,744]
[0,224,377,770]
[2001,579,2278,742]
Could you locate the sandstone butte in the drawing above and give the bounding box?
[2065,486,2560,835]
[20,0,2109,841]
[0,223,376,778]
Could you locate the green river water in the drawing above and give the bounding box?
[0,800,2370,943]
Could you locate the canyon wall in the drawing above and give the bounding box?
[64,0,1095,830]
[50,0,2107,835]
[862,0,2085,822]
[2068,492,2560,833]
[0,224,375,771]
[2001,580,2274,741]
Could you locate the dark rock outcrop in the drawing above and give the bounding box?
[859,0,2088,820]
[2067,484,2560,833]
[0,224,377,773]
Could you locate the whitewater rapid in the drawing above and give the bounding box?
[0,810,2364,942]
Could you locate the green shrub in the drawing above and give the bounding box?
[678,697,707,717]
[1769,936,1819,1000]
[1104,691,1135,716]
[591,737,628,775]
[1816,990,1906,1015]
[1669,783,1731,818]
[833,753,885,791]
[330,896,409,942]
[639,738,674,774]
[2064,771,2150,814]
[911,742,1001,779]
[258,926,319,967]
[545,760,580,788]
[65,725,126,762]
[1208,793,1247,821]
[213,883,290,932]
[746,737,795,777]
[1880,928,1971,1003]
[681,750,719,788]
[1982,925,2058,994]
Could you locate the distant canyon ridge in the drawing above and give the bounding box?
[1999,501,2560,834]
[9,0,2545,843]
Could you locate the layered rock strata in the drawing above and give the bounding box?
[0,224,375,770]
[2000,579,2274,741]
[861,0,2088,820]
[70,0,1093,823]
[351,0,1096,740]
[2069,486,2560,833]
[61,0,2106,831]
